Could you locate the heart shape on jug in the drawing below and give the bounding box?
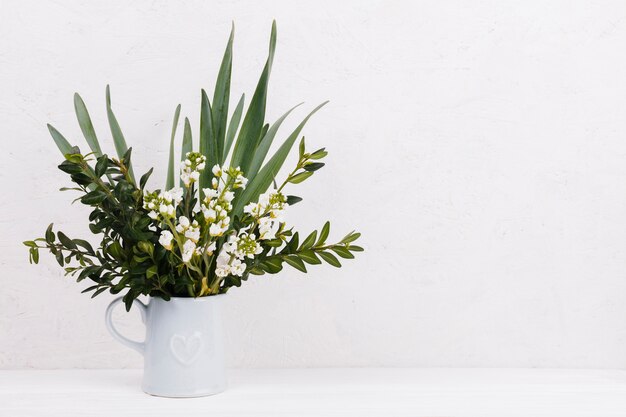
[169,332,204,365]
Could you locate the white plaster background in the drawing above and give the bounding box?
[2,0,626,369]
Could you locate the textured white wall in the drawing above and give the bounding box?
[2,0,626,369]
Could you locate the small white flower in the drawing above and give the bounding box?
[182,240,196,263]
[178,216,190,228]
[212,164,222,177]
[205,241,216,255]
[148,211,158,220]
[158,231,174,250]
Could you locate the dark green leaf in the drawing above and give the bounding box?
[212,24,234,159]
[229,21,277,175]
[286,195,303,205]
[81,190,107,205]
[140,167,153,190]
[303,162,325,172]
[95,156,108,177]
[57,232,77,250]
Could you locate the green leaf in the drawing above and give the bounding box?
[348,245,364,252]
[309,148,328,160]
[317,221,330,245]
[286,195,303,206]
[341,232,361,244]
[81,190,107,205]
[331,246,354,259]
[229,21,277,175]
[299,250,321,265]
[23,240,37,248]
[246,103,303,179]
[299,137,305,158]
[303,162,325,172]
[57,232,77,250]
[31,248,40,264]
[45,224,55,243]
[233,101,328,215]
[300,230,317,250]
[95,156,108,177]
[284,255,307,273]
[319,251,341,267]
[288,171,313,184]
[74,93,102,157]
[105,86,135,182]
[166,104,182,190]
[74,239,95,255]
[47,124,74,155]
[212,24,234,159]
[140,167,153,190]
[223,94,245,163]
[180,118,193,187]
[199,90,217,192]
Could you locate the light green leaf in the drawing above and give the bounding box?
[223,93,245,163]
[247,103,302,179]
[105,86,135,182]
[47,124,74,155]
[288,171,313,184]
[233,101,328,215]
[74,93,102,156]
[166,104,182,190]
[229,21,277,175]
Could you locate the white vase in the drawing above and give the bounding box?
[105,295,227,397]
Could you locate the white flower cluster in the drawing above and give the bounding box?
[143,188,183,221]
[215,231,262,278]
[200,165,248,237]
[244,191,288,240]
[180,152,206,187]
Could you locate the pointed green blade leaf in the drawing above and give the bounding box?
[74,93,102,156]
[233,101,328,214]
[212,23,234,160]
[223,93,245,163]
[105,86,135,182]
[229,21,277,175]
[47,124,74,155]
[166,104,182,189]
[180,117,193,187]
[199,89,217,192]
[247,103,302,179]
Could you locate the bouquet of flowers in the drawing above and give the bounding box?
[23,22,361,310]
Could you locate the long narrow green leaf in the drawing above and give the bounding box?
[199,90,216,193]
[229,21,277,175]
[47,124,73,155]
[166,104,182,189]
[180,117,193,187]
[246,103,302,179]
[212,23,234,160]
[47,124,97,191]
[222,93,245,164]
[105,86,135,182]
[74,93,103,156]
[233,101,328,214]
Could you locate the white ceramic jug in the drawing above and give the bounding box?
[105,295,227,397]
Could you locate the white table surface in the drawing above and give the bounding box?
[1,368,625,416]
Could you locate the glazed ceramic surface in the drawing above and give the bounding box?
[105,295,227,397]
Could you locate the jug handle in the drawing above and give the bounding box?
[104,296,147,355]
